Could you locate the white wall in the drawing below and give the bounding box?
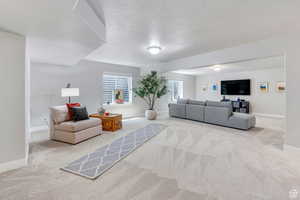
[30,60,146,128]
[159,33,300,148]
[0,30,26,169]
[196,67,285,117]
[157,72,196,113]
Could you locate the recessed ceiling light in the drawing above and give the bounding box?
[147,46,162,55]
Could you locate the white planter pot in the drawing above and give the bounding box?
[145,110,157,120]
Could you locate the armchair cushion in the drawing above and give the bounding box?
[55,118,101,132]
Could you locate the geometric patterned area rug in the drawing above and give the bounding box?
[61,123,167,179]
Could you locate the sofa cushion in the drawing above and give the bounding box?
[177,98,189,104]
[188,100,206,105]
[50,105,69,124]
[206,101,232,112]
[186,104,205,121]
[55,118,101,132]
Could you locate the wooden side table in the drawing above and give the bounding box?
[89,113,122,132]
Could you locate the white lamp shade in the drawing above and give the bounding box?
[61,88,79,97]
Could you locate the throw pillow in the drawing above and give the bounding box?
[66,103,81,120]
[50,106,69,124]
[71,106,89,121]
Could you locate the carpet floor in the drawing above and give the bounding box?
[0,116,299,200]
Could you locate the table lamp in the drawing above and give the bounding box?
[61,84,79,103]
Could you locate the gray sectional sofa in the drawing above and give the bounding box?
[169,99,256,130]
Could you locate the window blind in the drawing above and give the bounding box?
[103,74,132,104]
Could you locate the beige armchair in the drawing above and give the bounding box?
[49,105,102,144]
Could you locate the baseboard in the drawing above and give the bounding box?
[30,125,48,133]
[284,144,300,153]
[157,110,169,116]
[123,113,145,119]
[253,113,285,119]
[30,114,146,132]
[0,158,27,174]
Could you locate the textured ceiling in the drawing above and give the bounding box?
[0,0,300,67]
[87,0,300,67]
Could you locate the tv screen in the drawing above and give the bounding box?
[221,79,251,95]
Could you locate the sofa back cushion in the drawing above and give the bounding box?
[186,104,205,121]
[206,101,232,111]
[50,105,69,124]
[177,98,189,104]
[188,100,206,106]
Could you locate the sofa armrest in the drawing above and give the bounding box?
[169,103,186,118]
[228,113,256,130]
[49,113,55,139]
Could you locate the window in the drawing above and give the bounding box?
[168,80,183,102]
[103,74,132,104]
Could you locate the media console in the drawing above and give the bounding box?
[232,100,250,113]
[221,99,250,114]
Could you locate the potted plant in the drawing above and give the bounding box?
[133,71,167,120]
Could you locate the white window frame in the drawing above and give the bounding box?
[103,73,133,105]
[168,80,184,102]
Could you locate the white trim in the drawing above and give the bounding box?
[103,72,133,77]
[284,144,300,154]
[122,113,144,119]
[253,113,285,119]
[0,158,27,174]
[30,125,48,133]
[72,0,106,41]
[30,113,145,132]
[284,144,300,150]
[25,40,31,166]
[103,102,133,106]
[122,116,144,121]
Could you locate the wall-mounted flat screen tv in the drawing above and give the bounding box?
[221,79,251,95]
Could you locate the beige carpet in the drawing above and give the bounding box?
[0,117,299,200]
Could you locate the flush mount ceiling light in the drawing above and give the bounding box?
[147,46,162,55]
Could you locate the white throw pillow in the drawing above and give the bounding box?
[50,105,69,124]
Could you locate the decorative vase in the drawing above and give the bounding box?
[145,110,157,120]
[97,107,105,115]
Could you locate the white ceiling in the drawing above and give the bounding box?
[87,0,300,67]
[0,0,300,67]
[0,0,105,66]
[172,56,284,76]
